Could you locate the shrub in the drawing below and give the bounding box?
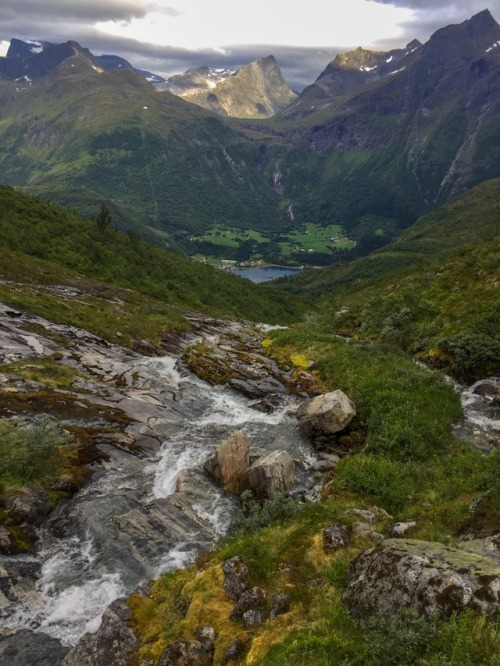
[0,416,72,485]
[226,489,302,537]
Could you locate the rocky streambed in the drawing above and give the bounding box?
[0,303,498,665]
[0,304,334,662]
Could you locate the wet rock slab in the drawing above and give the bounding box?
[0,628,69,665]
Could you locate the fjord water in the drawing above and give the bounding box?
[0,354,310,646]
[232,266,302,283]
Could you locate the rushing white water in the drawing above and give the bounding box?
[0,535,126,646]
[460,377,500,432]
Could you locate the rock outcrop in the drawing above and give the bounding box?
[222,556,249,602]
[62,598,137,666]
[343,538,500,623]
[0,628,69,665]
[296,390,356,436]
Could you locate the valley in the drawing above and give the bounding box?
[0,8,499,666]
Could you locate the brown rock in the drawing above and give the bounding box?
[204,433,250,495]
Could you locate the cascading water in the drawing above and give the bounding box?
[0,353,312,647]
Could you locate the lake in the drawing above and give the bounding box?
[231,266,302,283]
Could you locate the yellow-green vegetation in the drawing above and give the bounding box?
[130,495,500,664]
[129,501,369,665]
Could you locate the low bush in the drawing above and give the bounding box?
[0,416,73,485]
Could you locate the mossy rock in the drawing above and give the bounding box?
[343,538,500,623]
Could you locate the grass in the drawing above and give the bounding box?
[189,222,356,264]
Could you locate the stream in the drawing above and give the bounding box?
[0,352,313,648]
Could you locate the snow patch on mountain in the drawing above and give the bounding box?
[26,40,44,54]
[485,41,500,52]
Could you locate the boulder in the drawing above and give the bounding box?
[204,433,250,495]
[4,488,50,524]
[246,450,295,499]
[322,523,349,552]
[343,538,500,624]
[230,586,267,621]
[196,626,216,657]
[242,609,266,628]
[159,639,212,666]
[0,629,69,666]
[296,390,356,436]
[389,521,417,538]
[222,556,249,601]
[270,593,290,619]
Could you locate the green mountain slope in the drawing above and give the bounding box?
[0,185,308,331]
[269,10,500,244]
[0,55,287,244]
[274,177,500,379]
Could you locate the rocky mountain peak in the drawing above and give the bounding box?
[425,8,500,52]
[0,38,164,84]
[160,55,297,118]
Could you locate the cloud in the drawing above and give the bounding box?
[77,33,341,89]
[0,0,149,23]
[367,1,500,37]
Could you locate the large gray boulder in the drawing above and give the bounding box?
[343,538,500,623]
[0,629,69,665]
[203,432,250,495]
[246,450,295,499]
[296,390,356,436]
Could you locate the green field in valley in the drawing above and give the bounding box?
[189,223,356,264]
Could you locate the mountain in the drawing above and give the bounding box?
[160,55,297,118]
[0,38,165,84]
[274,9,500,242]
[284,40,422,118]
[0,12,499,252]
[0,48,287,243]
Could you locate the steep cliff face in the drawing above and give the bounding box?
[161,56,298,118]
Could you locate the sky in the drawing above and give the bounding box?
[0,1,499,90]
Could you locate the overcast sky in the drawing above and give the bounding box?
[0,1,498,89]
